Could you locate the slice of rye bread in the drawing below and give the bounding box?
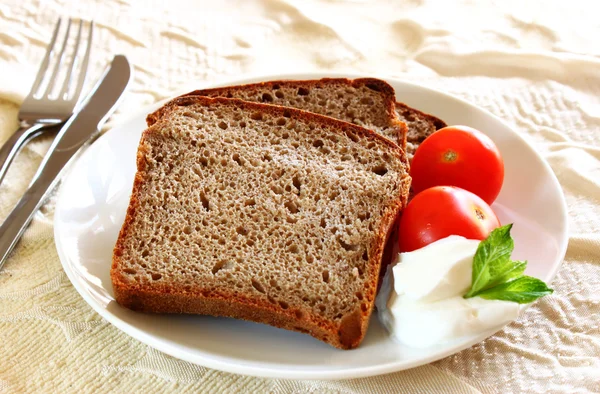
[112,96,411,349]
[146,78,408,148]
[394,102,447,161]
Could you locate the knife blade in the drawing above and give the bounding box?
[0,55,132,269]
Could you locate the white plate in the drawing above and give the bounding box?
[54,73,568,380]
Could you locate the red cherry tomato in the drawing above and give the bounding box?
[411,126,504,205]
[399,186,500,252]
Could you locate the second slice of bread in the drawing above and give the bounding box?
[146,78,407,147]
[395,102,447,160]
[112,97,411,349]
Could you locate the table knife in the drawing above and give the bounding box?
[0,55,132,269]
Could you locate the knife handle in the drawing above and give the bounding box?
[0,119,100,268]
[0,129,98,269]
[0,172,56,269]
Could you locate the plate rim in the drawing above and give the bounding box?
[54,72,569,380]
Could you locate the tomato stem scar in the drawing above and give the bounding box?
[443,150,457,162]
[475,207,485,221]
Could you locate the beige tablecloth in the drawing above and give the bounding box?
[1,1,599,392]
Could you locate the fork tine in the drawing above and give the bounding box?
[58,19,83,100]
[30,18,62,96]
[71,20,93,103]
[42,18,72,98]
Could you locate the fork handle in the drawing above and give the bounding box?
[0,123,47,186]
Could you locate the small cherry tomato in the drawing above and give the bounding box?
[411,126,504,205]
[398,186,500,252]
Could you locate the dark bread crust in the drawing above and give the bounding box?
[377,106,445,286]
[112,96,410,350]
[145,78,406,147]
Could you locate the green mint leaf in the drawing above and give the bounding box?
[487,259,528,290]
[463,223,554,304]
[476,276,554,304]
[464,224,514,298]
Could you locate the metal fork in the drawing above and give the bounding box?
[0,18,93,185]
